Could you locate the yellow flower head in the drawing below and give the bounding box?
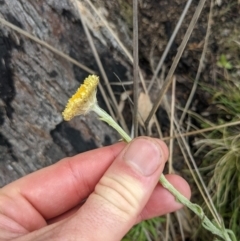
[62,75,99,121]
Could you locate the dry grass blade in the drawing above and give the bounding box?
[164,83,220,237]
[73,3,113,118]
[74,0,129,132]
[0,17,94,74]
[174,120,222,225]
[97,82,116,121]
[82,0,165,138]
[133,0,139,137]
[145,0,207,128]
[178,136,220,225]
[169,76,176,174]
[175,211,185,241]
[82,0,166,138]
[83,0,148,95]
[164,78,186,241]
[165,214,171,241]
[84,0,133,62]
[176,136,221,223]
[110,81,134,86]
[162,120,240,141]
[180,0,214,125]
[162,95,222,226]
[147,0,193,92]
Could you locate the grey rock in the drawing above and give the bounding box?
[0,0,130,187]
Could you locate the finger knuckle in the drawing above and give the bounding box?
[94,175,140,219]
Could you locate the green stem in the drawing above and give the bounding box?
[92,104,132,142]
[92,104,236,241]
[159,175,235,241]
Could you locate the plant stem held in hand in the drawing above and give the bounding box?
[62,75,236,241]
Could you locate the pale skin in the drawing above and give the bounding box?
[0,137,191,241]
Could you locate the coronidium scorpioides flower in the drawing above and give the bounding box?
[62,74,131,142]
[62,75,99,121]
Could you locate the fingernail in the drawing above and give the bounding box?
[123,138,162,176]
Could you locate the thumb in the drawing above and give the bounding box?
[71,137,168,241]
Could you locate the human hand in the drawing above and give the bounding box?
[0,137,191,241]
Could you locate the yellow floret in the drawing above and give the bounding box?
[62,75,99,121]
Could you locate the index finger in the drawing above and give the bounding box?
[0,142,126,231]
